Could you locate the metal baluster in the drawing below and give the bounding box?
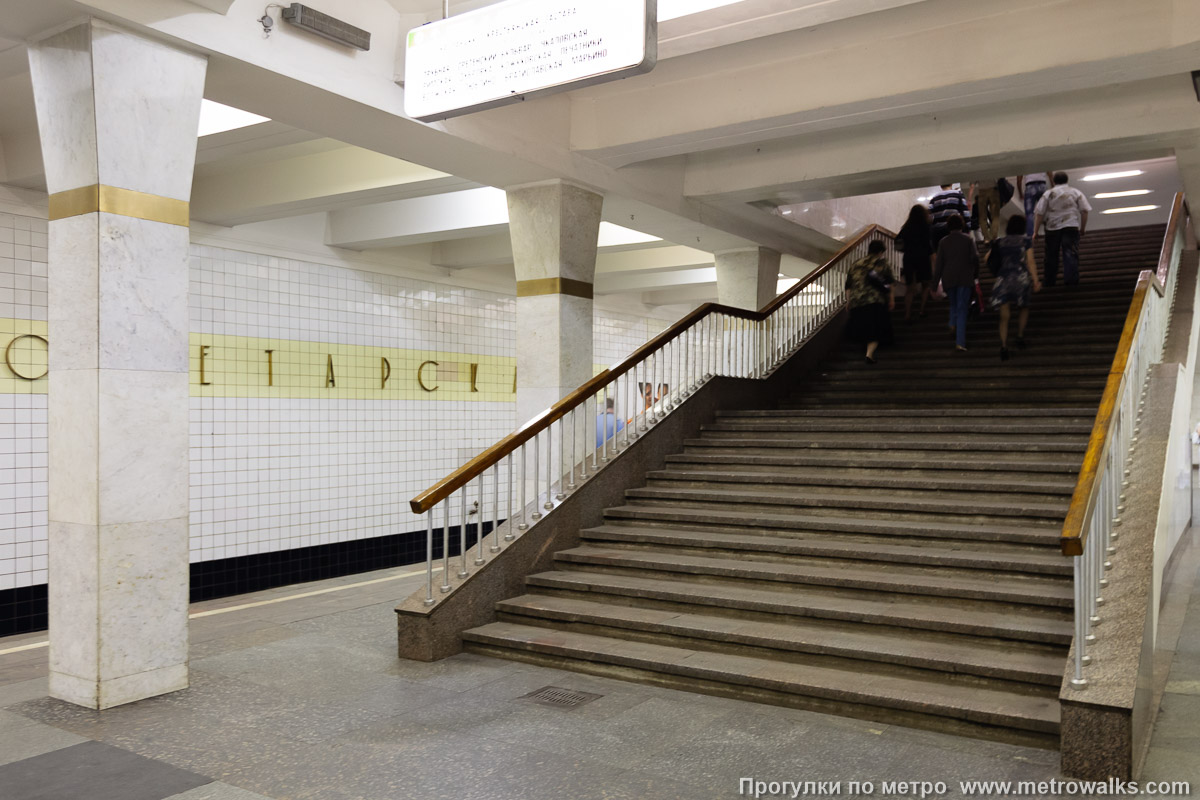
[518,443,528,530]
[424,510,434,606]
[580,405,590,479]
[506,455,515,540]
[626,370,635,443]
[1071,552,1087,686]
[473,476,486,566]
[544,424,553,509]
[459,488,469,576]
[531,435,542,520]
[568,409,578,490]
[601,384,610,461]
[556,417,568,498]
[609,385,621,457]
[490,463,501,552]
[440,501,451,593]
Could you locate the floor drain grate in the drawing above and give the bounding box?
[520,686,603,709]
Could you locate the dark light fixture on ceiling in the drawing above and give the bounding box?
[281,4,371,51]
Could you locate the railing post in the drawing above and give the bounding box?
[424,510,435,606]
[440,501,451,593]
[458,488,469,577]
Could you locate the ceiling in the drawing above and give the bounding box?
[0,0,1197,311]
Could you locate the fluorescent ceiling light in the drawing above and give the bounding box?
[1082,170,1144,182]
[1102,205,1160,215]
[198,99,270,137]
[659,0,750,22]
[598,222,661,247]
[1094,189,1152,199]
[781,209,793,215]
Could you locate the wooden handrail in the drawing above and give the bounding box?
[1156,193,1187,285]
[410,223,897,514]
[1059,194,1189,556]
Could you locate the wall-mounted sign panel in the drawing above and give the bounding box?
[404,0,656,122]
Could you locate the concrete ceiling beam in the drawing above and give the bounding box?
[569,0,1200,167]
[326,187,509,250]
[684,75,1200,204]
[192,142,476,226]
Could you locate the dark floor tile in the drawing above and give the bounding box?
[0,740,211,800]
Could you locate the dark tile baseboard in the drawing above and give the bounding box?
[0,522,495,637]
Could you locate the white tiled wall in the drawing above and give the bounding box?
[188,245,519,562]
[0,394,47,590]
[0,211,48,590]
[593,304,679,369]
[0,222,683,585]
[0,212,48,322]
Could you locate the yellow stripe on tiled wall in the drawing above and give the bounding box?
[190,333,516,401]
[0,319,48,395]
[0,324,516,401]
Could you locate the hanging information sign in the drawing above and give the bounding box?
[405,0,656,122]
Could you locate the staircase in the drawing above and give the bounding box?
[462,224,1166,747]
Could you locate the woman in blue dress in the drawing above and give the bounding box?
[985,214,1042,361]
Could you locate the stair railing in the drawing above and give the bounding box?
[408,224,898,606]
[1061,192,1190,688]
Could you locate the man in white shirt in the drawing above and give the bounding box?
[1034,172,1092,286]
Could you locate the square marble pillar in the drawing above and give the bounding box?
[507,181,604,427]
[716,247,781,311]
[28,20,206,709]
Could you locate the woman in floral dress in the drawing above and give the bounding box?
[986,214,1042,361]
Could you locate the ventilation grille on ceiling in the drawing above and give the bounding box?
[281,4,371,51]
[520,686,603,709]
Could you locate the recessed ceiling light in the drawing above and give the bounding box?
[1101,205,1160,215]
[781,209,793,215]
[659,0,749,22]
[1082,170,1145,182]
[597,223,661,247]
[1095,189,1152,199]
[198,100,270,137]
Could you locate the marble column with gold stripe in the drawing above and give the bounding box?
[506,181,603,427]
[28,20,206,709]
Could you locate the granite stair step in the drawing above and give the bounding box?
[648,465,1077,494]
[523,570,1074,644]
[580,524,1071,576]
[625,485,1069,520]
[684,434,1087,453]
[604,504,1060,545]
[494,594,1067,686]
[701,419,1094,434]
[664,451,1082,473]
[462,623,1061,741]
[716,407,1098,419]
[552,547,1072,607]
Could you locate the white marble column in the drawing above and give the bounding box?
[716,247,781,310]
[28,21,206,709]
[507,181,604,426]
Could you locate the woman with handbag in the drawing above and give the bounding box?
[844,239,896,364]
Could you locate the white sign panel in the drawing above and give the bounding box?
[404,0,656,122]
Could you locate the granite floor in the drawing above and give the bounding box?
[0,555,1196,800]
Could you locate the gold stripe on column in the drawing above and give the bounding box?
[47,184,190,227]
[515,277,594,299]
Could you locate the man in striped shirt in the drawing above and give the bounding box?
[930,184,972,249]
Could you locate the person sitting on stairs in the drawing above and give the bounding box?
[844,239,895,364]
[985,214,1042,361]
[932,213,979,352]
